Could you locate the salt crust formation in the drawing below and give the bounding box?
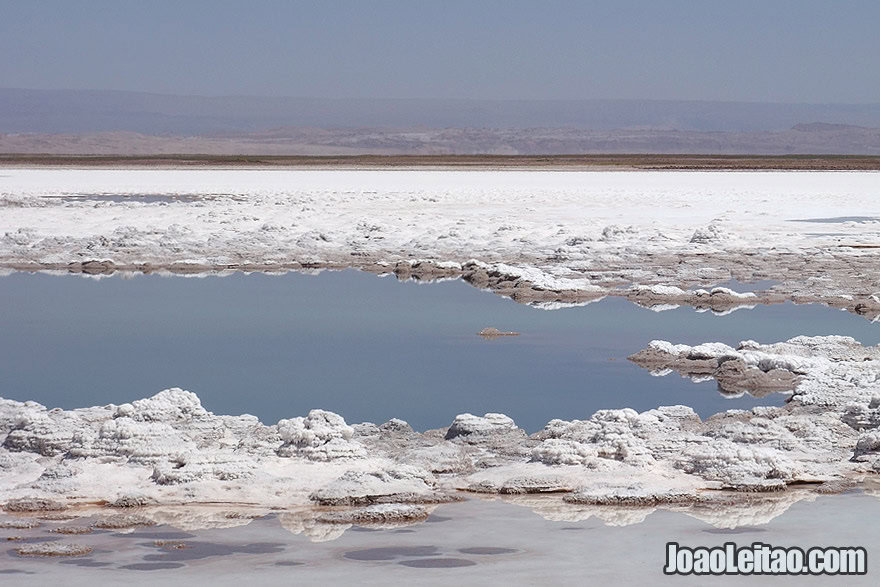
[3,170,880,319]
[4,171,880,540]
[3,335,880,538]
[13,541,93,556]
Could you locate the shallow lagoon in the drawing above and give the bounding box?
[3,270,880,584]
[1,270,878,431]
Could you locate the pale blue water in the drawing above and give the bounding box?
[1,271,878,432]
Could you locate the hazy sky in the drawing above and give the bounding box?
[2,0,878,103]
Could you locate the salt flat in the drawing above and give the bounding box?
[1,169,878,266]
[2,168,879,315]
[3,168,880,534]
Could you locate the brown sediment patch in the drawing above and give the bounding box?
[719,480,789,493]
[223,511,266,520]
[13,541,93,557]
[311,491,464,507]
[109,495,158,508]
[316,504,430,525]
[49,525,93,535]
[391,260,462,282]
[2,498,67,513]
[499,476,574,495]
[462,482,501,494]
[92,514,157,529]
[0,519,40,529]
[477,327,520,339]
[36,512,80,521]
[563,491,700,506]
[8,536,57,544]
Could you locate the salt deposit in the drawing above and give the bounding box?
[2,169,879,317]
[2,336,879,531]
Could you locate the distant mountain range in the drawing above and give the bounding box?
[2,88,880,154]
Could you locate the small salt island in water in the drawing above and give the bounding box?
[477,327,520,339]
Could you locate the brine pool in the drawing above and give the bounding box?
[3,269,880,584]
[1,270,879,432]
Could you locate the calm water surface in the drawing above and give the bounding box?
[1,271,878,431]
[3,494,880,585]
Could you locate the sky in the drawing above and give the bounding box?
[2,0,879,103]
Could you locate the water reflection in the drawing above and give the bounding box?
[1,271,877,432]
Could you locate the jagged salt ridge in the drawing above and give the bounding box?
[2,336,880,526]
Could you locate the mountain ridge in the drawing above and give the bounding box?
[3,88,880,135]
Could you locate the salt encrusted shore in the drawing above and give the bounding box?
[3,169,880,539]
[2,335,880,539]
[2,169,880,319]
